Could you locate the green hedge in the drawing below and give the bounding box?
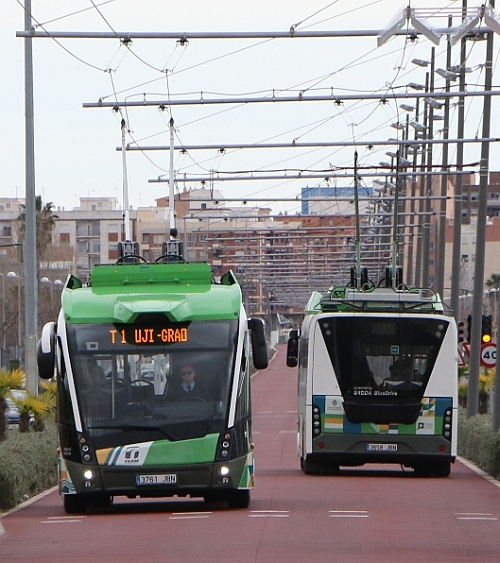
[0,422,58,511]
[1,409,499,512]
[457,408,500,480]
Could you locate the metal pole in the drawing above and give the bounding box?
[0,274,4,351]
[421,48,435,289]
[121,119,131,241]
[24,0,37,393]
[17,275,21,362]
[450,1,468,319]
[467,4,495,418]
[414,73,430,287]
[494,285,500,431]
[436,18,453,299]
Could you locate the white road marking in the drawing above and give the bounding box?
[329,510,369,518]
[169,511,211,520]
[41,516,87,524]
[455,512,497,521]
[249,510,290,518]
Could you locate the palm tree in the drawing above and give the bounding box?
[0,369,25,441]
[485,273,500,290]
[18,196,58,271]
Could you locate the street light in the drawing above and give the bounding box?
[7,271,21,362]
[40,277,63,302]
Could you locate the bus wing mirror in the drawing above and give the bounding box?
[37,322,57,380]
[286,329,299,367]
[248,318,268,370]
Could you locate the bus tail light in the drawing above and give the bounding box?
[312,404,321,437]
[442,408,452,441]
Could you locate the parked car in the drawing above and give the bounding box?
[4,390,33,429]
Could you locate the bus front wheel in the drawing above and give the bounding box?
[227,489,250,509]
[63,494,88,514]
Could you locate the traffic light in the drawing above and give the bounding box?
[467,314,472,342]
[458,321,465,343]
[481,315,492,344]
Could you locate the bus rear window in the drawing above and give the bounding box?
[319,316,449,400]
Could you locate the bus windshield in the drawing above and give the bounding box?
[319,316,449,424]
[65,319,238,445]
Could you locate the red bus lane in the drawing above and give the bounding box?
[1,345,499,562]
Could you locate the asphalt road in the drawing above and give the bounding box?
[1,345,499,562]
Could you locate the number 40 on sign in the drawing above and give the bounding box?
[480,343,496,368]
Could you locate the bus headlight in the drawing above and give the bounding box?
[219,466,230,476]
[84,470,93,480]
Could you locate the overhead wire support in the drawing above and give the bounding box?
[120,118,131,241]
[149,169,477,184]
[83,89,500,109]
[16,25,494,41]
[121,138,500,152]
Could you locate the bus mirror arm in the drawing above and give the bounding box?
[248,318,268,370]
[286,329,299,368]
[37,321,57,380]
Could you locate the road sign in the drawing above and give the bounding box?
[480,343,496,368]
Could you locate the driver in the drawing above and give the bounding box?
[167,363,209,400]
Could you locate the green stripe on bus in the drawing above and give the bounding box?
[143,434,219,466]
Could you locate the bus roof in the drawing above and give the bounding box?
[305,286,446,315]
[60,262,242,324]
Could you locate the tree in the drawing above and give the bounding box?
[0,369,25,442]
[485,273,500,289]
[17,195,58,270]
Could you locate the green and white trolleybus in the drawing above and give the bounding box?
[287,283,458,477]
[37,244,267,513]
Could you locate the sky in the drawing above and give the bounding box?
[1,0,499,216]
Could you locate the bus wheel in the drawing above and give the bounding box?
[227,489,250,509]
[63,494,88,514]
[431,462,451,477]
[91,493,113,508]
[301,455,321,475]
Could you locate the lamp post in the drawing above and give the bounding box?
[40,277,63,319]
[40,277,63,301]
[0,273,5,353]
[7,271,21,363]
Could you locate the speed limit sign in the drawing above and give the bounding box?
[480,343,496,368]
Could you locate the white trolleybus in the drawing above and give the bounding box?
[287,276,458,477]
[37,238,268,513]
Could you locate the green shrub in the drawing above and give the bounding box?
[458,408,500,480]
[0,421,58,511]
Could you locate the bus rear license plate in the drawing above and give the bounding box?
[366,443,398,452]
[136,474,177,485]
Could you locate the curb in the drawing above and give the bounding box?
[0,486,58,537]
[457,456,500,490]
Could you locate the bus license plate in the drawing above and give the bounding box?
[366,443,398,452]
[136,474,177,486]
